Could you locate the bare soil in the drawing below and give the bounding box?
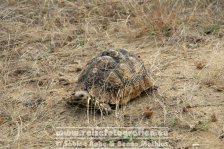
[0,0,224,148]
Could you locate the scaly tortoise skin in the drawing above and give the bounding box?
[68,49,154,114]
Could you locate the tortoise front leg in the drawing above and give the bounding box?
[94,101,112,115]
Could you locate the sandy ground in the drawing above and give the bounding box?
[1,39,224,148]
[0,1,224,149]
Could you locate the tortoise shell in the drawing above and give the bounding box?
[75,49,154,106]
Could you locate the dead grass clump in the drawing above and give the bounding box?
[1,0,224,55]
[199,53,224,91]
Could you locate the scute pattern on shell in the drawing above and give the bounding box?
[77,49,149,93]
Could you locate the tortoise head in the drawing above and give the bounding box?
[67,90,112,114]
[68,90,91,106]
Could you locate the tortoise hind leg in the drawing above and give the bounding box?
[146,85,158,93]
[140,85,158,96]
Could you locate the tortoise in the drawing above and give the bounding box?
[68,49,155,114]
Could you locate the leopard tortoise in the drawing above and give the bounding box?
[68,49,156,114]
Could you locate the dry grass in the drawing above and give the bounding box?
[0,0,224,148]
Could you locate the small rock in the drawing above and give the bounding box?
[213,85,224,92]
[210,113,217,122]
[75,67,82,72]
[142,106,154,119]
[195,62,206,70]
[219,133,224,139]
